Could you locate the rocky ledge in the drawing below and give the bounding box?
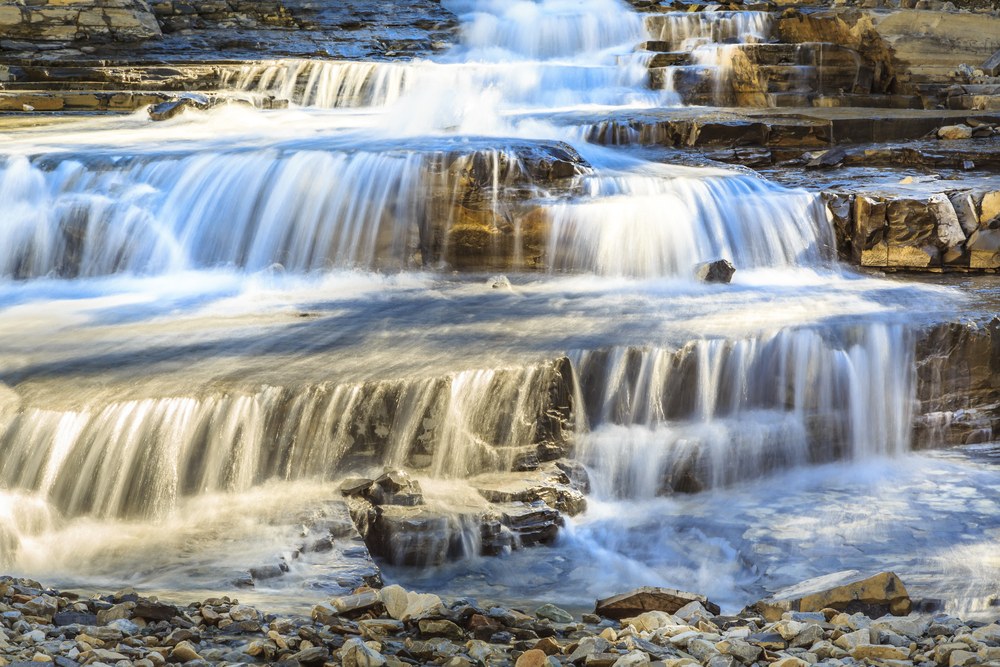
[2,570,999,667]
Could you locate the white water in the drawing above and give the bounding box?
[0,0,993,617]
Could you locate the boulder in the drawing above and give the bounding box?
[516,650,550,667]
[342,637,387,667]
[982,192,1000,224]
[535,604,573,623]
[595,587,720,620]
[938,125,973,140]
[695,259,736,284]
[380,584,409,620]
[750,571,911,622]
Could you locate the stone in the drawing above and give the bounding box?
[834,629,871,650]
[53,612,97,626]
[133,601,176,621]
[971,624,1000,642]
[809,641,848,660]
[751,571,911,622]
[534,638,561,656]
[96,604,128,626]
[938,125,973,140]
[982,192,1000,224]
[807,146,848,168]
[936,644,972,664]
[342,638,387,667]
[419,620,464,640]
[745,632,786,650]
[341,477,375,496]
[401,592,446,622]
[169,642,201,663]
[516,650,550,667]
[379,585,408,620]
[569,637,613,663]
[359,619,404,639]
[595,587,720,620]
[23,595,58,619]
[966,229,1000,268]
[612,651,651,667]
[688,639,721,662]
[949,194,980,237]
[929,194,966,253]
[949,650,978,667]
[107,619,139,635]
[695,259,736,284]
[715,639,761,665]
[872,617,931,638]
[851,644,910,661]
[790,624,824,648]
[467,639,493,664]
[229,604,259,621]
[629,611,676,633]
[770,659,808,667]
[536,604,573,623]
[983,49,1000,77]
[292,647,330,665]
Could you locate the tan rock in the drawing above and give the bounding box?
[169,641,201,663]
[938,125,973,140]
[752,571,910,622]
[834,629,871,650]
[949,650,978,667]
[982,192,1000,224]
[936,643,972,664]
[771,658,809,667]
[379,585,408,620]
[401,592,446,622]
[851,644,910,661]
[595,587,719,620]
[515,649,550,667]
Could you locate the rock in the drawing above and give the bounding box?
[487,275,512,289]
[328,590,381,616]
[949,193,980,236]
[750,571,911,622]
[746,632,787,650]
[95,604,129,626]
[341,477,375,496]
[695,259,736,284]
[53,612,98,626]
[147,97,209,121]
[169,641,202,663]
[229,604,259,621]
[982,192,1000,224]
[595,587,720,620]
[983,49,1000,77]
[107,619,139,635]
[419,619,464,639]
[949,650,978,667]
[535,604,573,623]
[23,595,58,619]
[929,194,967,255]
[516,650,550,667]
[359,619,404,639]
[971,624,1000,642]
[612,651,651,667]
[133,601,176,621]
[379,585,409,620]
[688,639,721,663]
[401,592,446,622]
[871,617,931,638]
[342,638,387,667]
[293,647,330,665]
[938,125,973,140]
[807,146,848,168]
[770,659,809,667]
[534,637,561,655]
[569,637,613,663]
[936,643,971,664]
[809,640,848,660]
[715,639,761,665]
[851,644,911,661]
[834,628,871,650]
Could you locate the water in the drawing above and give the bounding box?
[0,0,996,618]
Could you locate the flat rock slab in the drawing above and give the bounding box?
[751,570,911,622]
[595,586,720,619]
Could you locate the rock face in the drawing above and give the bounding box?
[823,182,1000,271]
[751,570,912,622]
[0,0,160,46]
[595,587,721,620]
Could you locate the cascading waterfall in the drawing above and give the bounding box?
[0,363,564,523]
[572,324,916,497]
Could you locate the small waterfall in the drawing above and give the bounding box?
[645,12,773,52]
[546,171,833,277]
[572,324,916,497]
[0,362,569,522]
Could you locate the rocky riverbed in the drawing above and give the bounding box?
[3,573,1000,667]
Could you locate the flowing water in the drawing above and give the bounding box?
[0,0,997,616]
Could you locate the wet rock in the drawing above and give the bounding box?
[419,619,465,639]
[379,584,409,620]
[535,604,573,623]
[470,466,587,516]
[807,146,848,168]
[292,646,330,664]
[147,96,209,120]
[753,571,911,622]
[169,640,202,662]
[53,611,97,626]
[95,604,128,626]
[695,259,735,284]
[569,637,613,662]
[341,477,375,496]
[595,587,720,620]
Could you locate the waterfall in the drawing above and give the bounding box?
[572,324,916,497]
[0,151,832,280]
[0,362,568,522]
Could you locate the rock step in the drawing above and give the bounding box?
[769,92,924,109]
[0,90,284,112]
[947,95,1000,111]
